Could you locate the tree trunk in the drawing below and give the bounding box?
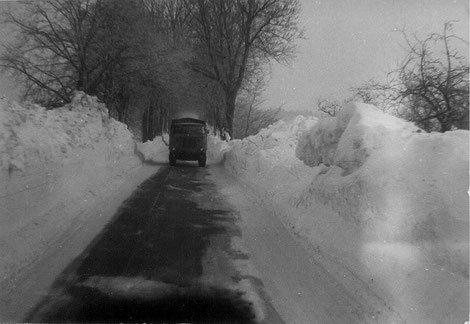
[149,106,156,140]
[77,74,84,92]
[142,106,156,142]
[77,68,88,93]
[440,119,453,132]
[244,96,255,138]
[142,108,149,142]
[117,109,123,122]
[224,91,237,138]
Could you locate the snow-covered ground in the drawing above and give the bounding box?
[1,92,468,323]
[222,103,469,323]
[0,93,160,319]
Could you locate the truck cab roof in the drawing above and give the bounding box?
[171,118,205,125]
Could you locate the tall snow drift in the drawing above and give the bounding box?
[0,93,142,312]
[224,103,469,323]
[0,93,135,172]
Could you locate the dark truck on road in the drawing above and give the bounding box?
[169,118,207,167]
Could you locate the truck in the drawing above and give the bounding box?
[169,118,208,167]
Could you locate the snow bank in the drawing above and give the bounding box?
[224,115,319,211]
[136,135,170,164]
[0,92,142,309]
[207,135,231,164]
[223,103,469,323]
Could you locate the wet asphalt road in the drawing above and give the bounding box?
[25,164,278,323]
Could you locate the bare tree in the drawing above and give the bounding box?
[354,23,469,132]
[0,0,155,109]
[187,0,302,136]
[233,90,281,138]
[0,0,303,139]
[0,0,185,140]
[95,0,157,122]
[0,0,106,106]
[143,0,194,42]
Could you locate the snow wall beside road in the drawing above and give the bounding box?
[223,103,469,323]
[0,92,142,296]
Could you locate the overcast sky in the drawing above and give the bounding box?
[264,0,469,111]
[0,0,468,110]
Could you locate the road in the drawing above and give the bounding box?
[23,163,384,324]
[25,164,283,323]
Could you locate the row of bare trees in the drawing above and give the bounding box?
[1,0,302,139]
[1,0,165,141]
[187,0,301,135]
[1,1,147,107]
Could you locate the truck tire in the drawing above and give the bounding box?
[198,155,206,167]
[169,154,176,166]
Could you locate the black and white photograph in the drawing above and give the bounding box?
[0,0,468,323]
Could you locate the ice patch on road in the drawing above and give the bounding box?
[81,274,262,323]
[81,276,179,298]
[229,236,266,322]
[167,184,193,192]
